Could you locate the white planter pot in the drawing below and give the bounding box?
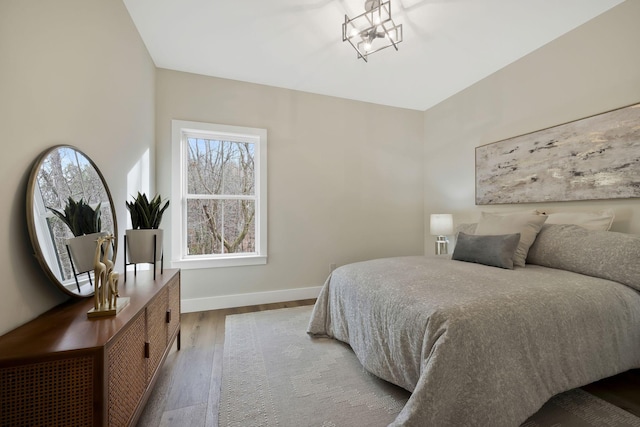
[66,232,108,274]
[126,229,163,264]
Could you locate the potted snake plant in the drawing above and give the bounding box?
[125,192,169,264]
[48,197,105,274]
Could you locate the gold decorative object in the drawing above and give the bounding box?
[87,234,129,318]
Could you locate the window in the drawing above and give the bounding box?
[171,120,267,268]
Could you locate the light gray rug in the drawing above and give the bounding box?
[219,306,640,427]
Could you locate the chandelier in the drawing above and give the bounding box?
[342,0,403,62]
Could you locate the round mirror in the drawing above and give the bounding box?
[26,145,117,298]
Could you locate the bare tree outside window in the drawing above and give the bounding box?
[172,120,266,268]
[186,138,256,255]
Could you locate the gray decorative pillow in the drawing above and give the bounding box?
[527,224,640,291]
[475,211,548,267]
[452,232,521,270]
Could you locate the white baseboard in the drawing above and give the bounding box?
[181,286,323,313]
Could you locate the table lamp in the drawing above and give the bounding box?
[430,214,453,255]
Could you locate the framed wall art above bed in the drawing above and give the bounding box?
[475,102,640,205]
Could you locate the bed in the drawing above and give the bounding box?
[307,219,640,426]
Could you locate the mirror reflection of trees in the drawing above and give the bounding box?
[36,147,114,281]
[186,138,256,255]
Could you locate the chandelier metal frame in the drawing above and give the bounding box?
[342,0,403,62]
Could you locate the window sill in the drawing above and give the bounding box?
[170,255,267,270]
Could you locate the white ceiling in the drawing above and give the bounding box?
[123,0,624,111]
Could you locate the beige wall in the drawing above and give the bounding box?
[424,0,640,251]
[5,0,631,331]
[156,70,424,310]
[0,0,156,334]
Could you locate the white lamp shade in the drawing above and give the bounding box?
[430,214,453,236]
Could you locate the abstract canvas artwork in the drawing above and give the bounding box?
[476,103,640,205]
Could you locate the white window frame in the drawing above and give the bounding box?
[171,120,267,269]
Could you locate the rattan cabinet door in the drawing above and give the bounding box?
[167,275,180,342]
[107,311,147,427]
[0,355,96,427]
[146,287,168,383]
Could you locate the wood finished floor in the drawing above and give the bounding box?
[136,299,317,427]
[137,299,640,426]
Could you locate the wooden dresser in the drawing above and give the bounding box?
[0,268,180,427]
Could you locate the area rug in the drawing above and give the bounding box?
[219,306,640,427]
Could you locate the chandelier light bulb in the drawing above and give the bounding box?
[364,42,372,51]
[350,28,359,38]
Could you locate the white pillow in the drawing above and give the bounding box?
[475,211,548,267]
[536,209,614,231]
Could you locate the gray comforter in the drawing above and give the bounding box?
[307,255,640,426]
